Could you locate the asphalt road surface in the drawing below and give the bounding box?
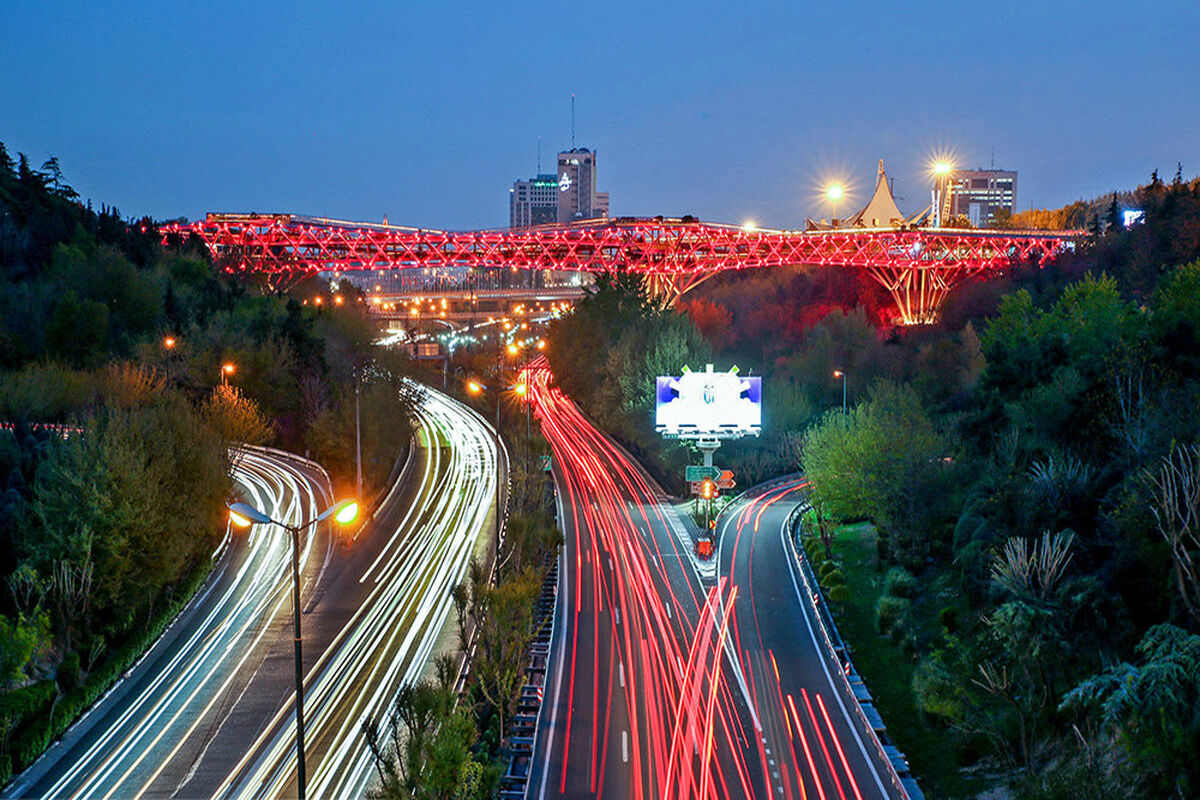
[719,478,901,800]
[527,366,768,800]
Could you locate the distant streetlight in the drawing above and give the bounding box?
[826,184,845,224]
[228,497,359,800]
[742,220,757,233]
[931,160,955,227]
[221,363,235,386]
[163,337,177,384]
[833,369,847,413]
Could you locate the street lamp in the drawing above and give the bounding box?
[931,160,955,227]
[162,336,177,384]
[833,369,847,413]
[227,497,359,800]
[220,362,235,386]
[825,183,845,225]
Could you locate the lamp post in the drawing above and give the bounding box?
[220,362,235,386]
[826,183,845,225]
[932,161,954,228]
[162,336,176,384]
[833,369,847,413]
[228,498,359,800]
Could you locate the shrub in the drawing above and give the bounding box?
[875,595,911,635]
[938,606,959,633]
[818,560,841,579]
[0,681,55,724]
[827,584,850,606]
[820,570,845,591]
[57,651,80,692]
[885,568,918,599]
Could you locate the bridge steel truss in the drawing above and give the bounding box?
[160,214,1079,324]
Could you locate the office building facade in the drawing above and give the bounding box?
[556,148,609,223]
[509,174,559,228]
[951,169,1017,227]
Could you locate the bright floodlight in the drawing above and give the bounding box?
[826,184,844,201]
[742,220,757,232]
[467,380,484,394]
[507,343,520,356]
[536,339,547,350]
[328,500,359,525]
[933,161,953,176]
[222,363,235,375]
[833,369,844,378]
[514,383,527,396]
[228,501,271,527]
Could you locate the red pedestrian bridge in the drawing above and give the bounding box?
[160,212,1078,325]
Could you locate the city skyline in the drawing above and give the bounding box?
[3,0,1198,229]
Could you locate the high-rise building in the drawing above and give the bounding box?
[556,148,609,223]
[951,169,1017,227]
[509,174,559,228]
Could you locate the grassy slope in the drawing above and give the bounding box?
[830,522,983,799]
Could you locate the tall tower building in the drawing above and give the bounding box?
[556,148,609,223]
[951,168,1017,227]
[510,174,559,227]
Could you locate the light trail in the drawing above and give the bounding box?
[13,449,331,799]
[720,479,898,799]
[217,382,498,799]
[528,362,767,798]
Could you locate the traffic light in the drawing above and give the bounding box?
[700,479,717,499]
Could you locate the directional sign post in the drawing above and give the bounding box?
[715,469,736,490]
[685,465,721,482]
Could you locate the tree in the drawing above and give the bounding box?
[1061,624,1200,796]
[363,656,482,800]
[800,382,959,566]
[1147,443,1200,629]
[1104,193,1122,234]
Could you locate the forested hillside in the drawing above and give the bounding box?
[0,144,414,782]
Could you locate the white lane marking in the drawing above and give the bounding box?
[619,662,625,688]
[622,731,629,763]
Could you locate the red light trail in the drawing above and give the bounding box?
[160,214,1080,323]
[526,362,769,798]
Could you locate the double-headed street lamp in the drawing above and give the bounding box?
[227,497,359,800]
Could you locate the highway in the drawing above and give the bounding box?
[11,447,334,799]
[12,382,498,800]
[527,366,768,800]
[719,479,901,800]
[215,382,498,799]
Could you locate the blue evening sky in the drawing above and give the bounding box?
[3,1,1198,229]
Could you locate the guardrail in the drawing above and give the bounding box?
[783,503,924,800]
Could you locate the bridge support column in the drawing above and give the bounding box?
[645,271,718,310]
[866,264,961,326]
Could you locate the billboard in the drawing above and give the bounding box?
[654,365,761,440]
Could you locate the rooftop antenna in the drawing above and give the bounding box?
[571,94,576,149]
[991,146,995,169]
[537,136,542,173]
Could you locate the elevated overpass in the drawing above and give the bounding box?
[160,213,1080,324]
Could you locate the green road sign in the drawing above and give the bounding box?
[685,465,721,481]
